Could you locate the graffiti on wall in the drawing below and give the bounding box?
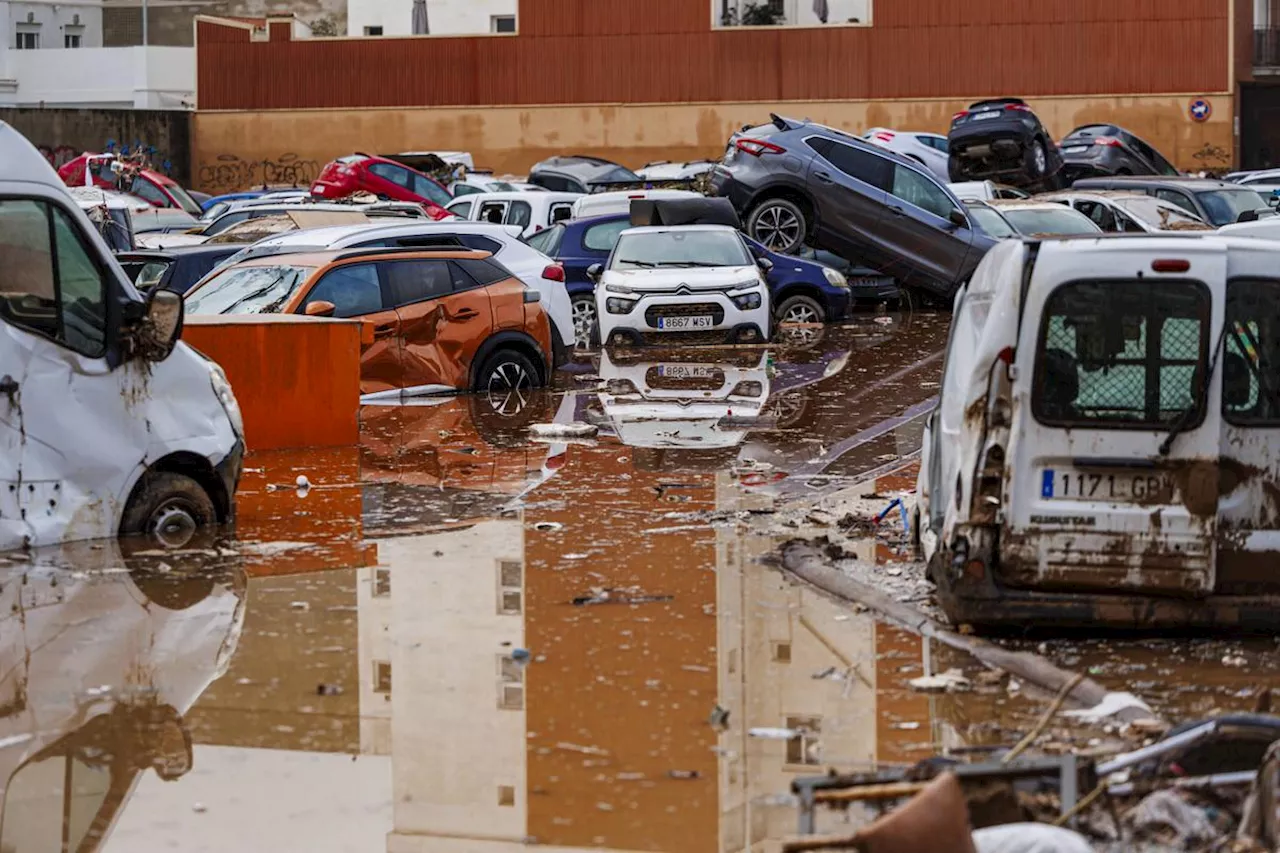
[35,139,174,174]
[198,153,321,194]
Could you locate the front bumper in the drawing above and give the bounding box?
[597,289,770,346]
[214,439,245,523]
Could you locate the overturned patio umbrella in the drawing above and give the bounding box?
[813,0,829,23]
[411,0,428,34]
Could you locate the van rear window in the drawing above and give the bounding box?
[1224,279,1280,426]
[1033,281,1209,428]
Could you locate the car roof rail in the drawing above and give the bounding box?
[331,245,488,263]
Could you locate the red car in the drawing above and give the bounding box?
[58,153,203,217]
[311,154,454,219]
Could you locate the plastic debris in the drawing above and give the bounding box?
[972,823,1094,853]
[1126,789,1221,847]
[909,668,972,693]
[529,422,598,438]
[1062,691,1153,723]
[749,727,799,740]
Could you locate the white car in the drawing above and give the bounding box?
[864,128,951,182]
[570,189,701,221]
[1037,191,1214,233]
[592,224,771,346]
[216,220,576,358]
[450,172,520,196]
[947,180,1031,202]
[445,190,582,238]
[635,160,717,182]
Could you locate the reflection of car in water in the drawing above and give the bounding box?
[0,539,244,851]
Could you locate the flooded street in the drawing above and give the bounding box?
[1,312,1274,851]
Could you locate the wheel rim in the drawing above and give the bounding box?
[782,303,820,325]
[572,299,596,349]
[1034,145,1047,174]
[485,361,532,416]
[149,503,199,549]
[755,205,801,250]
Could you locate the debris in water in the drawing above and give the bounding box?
[668,770,700,780]
[529,422,598,438]
[290,601,310,611]
[1063,691,1153,723]
[891,721,921,730]
[556,742,609,756]
[749,727,799,740]
[192,803,207,814]
[533,522,563,532]
[295,475,310,489]
[1223,655,1248,667]
[909,668,972,693]
[708,705,730,731]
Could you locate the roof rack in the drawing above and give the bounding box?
[330,245,490,263]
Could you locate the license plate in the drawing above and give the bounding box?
[1040,469,1175,503]
[1063,145,1089,154]
[657,315,714,331]
[851,275,892,288]
[972,111,1001,121]
[658,364,715,379]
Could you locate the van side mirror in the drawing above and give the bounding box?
[305,300,336,317]
[587,263,604,283]
[1238,209,1261,224]
[137,288,183,362]
[949,208,968,227]
[756,256,774,272]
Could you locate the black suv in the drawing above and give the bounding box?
[1059,124,1180,182]
[708,115,995,299]
[947,98,1064,190]
[528,155,642,193]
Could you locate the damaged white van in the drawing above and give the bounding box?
[917,235,1280,630]
[0,123,243,551]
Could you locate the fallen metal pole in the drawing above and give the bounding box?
[1108,769,1256,797]
[1096,720,1218,776]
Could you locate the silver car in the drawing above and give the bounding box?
[862,128,950,182]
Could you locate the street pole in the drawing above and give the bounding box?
[142,0,148,46]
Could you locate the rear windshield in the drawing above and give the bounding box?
[185,265,315,315]
[1195,189,1270,226]
[1224,279,1280,426]
[1000,207,1100,237]
[590,165,642,185]
[1034,281,1209,428]
[165,183,204,218]
[1064,124,1120,140]
[611,230,751,270]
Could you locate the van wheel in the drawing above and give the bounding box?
[747,199,807,254]
[571,295,598,350]
[120,472,216,549]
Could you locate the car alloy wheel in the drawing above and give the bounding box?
[571,297,597,349]
[754,204,802,252]
[782,302,821,325]
[485,360,533,416]
[1033,142,1047,176]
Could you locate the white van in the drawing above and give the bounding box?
[917,235,1280,630]
[0,122,243,551]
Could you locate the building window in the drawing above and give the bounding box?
[490,15,515,33]
[15,31,39,50]
[497,785,515,807]
[363,25,383,36]
[785,716,821,766]
[374,661,392,696]
[64,33,82,48]
[497,655,524,711]
[373,568,391,597]
[497,559,522,615]
[772,641,792,663]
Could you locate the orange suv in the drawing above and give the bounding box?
[184,247,553,399]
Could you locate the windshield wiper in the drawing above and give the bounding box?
[1159,323,1227,456]
[617,258,656,268]
[218,273,292,315]
[658,260,731,268]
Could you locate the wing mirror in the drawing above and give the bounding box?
[756,257,774,272]
[587,263,604,283]
[304,300,336,317]
[1238,209,1261,224]
[136,288,184,362]
[949,208,968,227]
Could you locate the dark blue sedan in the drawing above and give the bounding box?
[525,213,895,347]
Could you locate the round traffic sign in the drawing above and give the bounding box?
[1189,98,1213,122]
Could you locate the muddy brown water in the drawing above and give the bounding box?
[1,312,1274,851]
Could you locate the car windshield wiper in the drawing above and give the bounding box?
[617,258,656,268]
[658,260,731,268]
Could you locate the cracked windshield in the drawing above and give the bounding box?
[4,6,1280,852]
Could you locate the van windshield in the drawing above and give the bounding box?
[185,265,315,315]
[1224,279,1280,425]
[1033,281,1209,427]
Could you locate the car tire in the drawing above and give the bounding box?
[747,198,807,254]
[775,294,826,327]
[1026,140,1048,177]
[475,347,542,398]
[120,471,217,549]
[571,294,598,350]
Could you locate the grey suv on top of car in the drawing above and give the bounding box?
[708,115,996,299]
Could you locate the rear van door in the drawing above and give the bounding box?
[1003,244,1225,595]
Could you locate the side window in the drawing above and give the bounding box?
[1117,212,1147,233]
[447,261,483,291]
[302,263,383,318]
[411,173,451,206]
[890,165,955,219]
[392,235,465,249]
[448,199,473,218]
[583,220,629,252]
[381,260,453,307]
[525,225,564,255]
[820,140,892,190]
[478,201,507,224]
[456,257,511,286]
[456,235,504,255]
[1223,279,1280,425]
[1033,281,1208,428]
[204,211,251,236]
[925,136,950,152]
[1156,189,1197,215]
[0,200,107,357]
[1075,200,1116,232]
[453,184,481,197]
[369,163,411,189]
[130,177,168,207]
[548,203,573,225]
[535,175,580,193]
[507,201,532,229]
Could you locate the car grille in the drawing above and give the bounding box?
[644,303,725,325]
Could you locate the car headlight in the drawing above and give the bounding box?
[823,267,849,288]
[605,297,636,315]
[730,381,764,398]
[210,363,244,439]
[732,292,762,310]
[606,379,638,395]
[604,283,635,295]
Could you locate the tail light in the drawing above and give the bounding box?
[1152,259,1191,273]
[1004,103,1032,112]
[1094,136,1123,147]
[542,264,565,283]
[951,111,970,122]
[735,138,785,157]
[873,131,895,143]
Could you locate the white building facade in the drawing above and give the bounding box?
[346,0,515,37]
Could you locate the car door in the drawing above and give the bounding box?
[565,219,629,288]
[1073,199,1119,232]
[803,136,892,270]
[381,258,494,393]
[878,162,976,289]
[297,261,403,396]
[366,162,417,203]
[505,199,534,236]
[446,198,475,220]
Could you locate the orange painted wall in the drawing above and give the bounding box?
[182,315,362,451]
[522,444,719,851]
